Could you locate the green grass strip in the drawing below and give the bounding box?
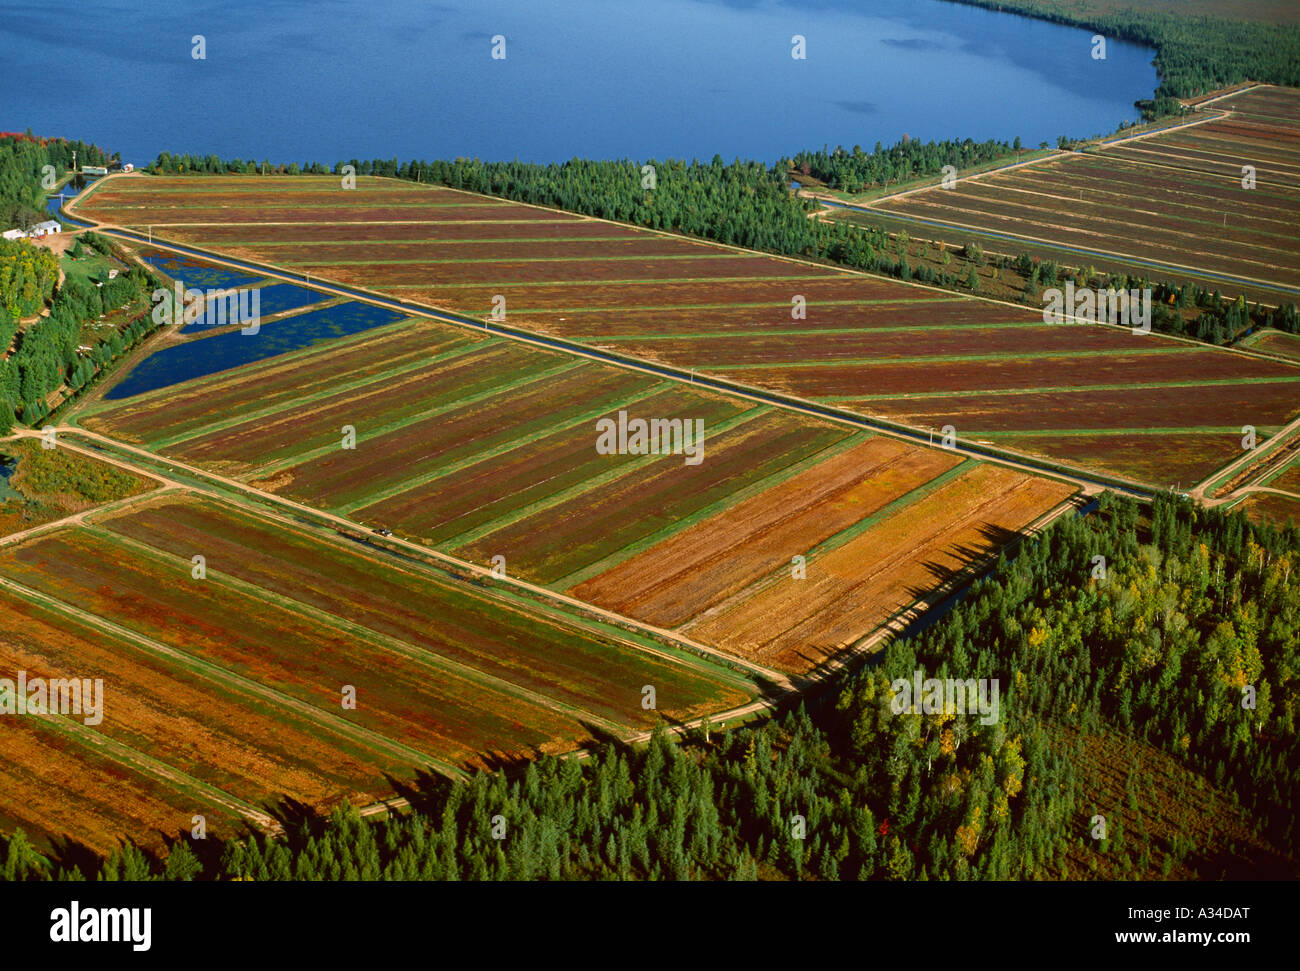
[439,406,773,550]
[246,357,587,478]
[338,380,676,515]
[550,429,875,590]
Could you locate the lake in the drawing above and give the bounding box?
[4,0,1157,167]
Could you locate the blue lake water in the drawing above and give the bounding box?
[4,0,1157,166]
[106,301,408,399]
[178,283,328,334]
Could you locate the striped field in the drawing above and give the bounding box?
[74,169,1300,489]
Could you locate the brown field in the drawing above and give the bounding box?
[90,202,577,225]
[94,496,752,726]
[0,529,593,763]
[714,347,1291,398]
[170,343,573,473]
[522,299,1020,338]
[685,462,1077,672]
[257,360,729,510]
[1240,491,1300,527]
[1246,330,1300,362]
[351,383,712,541]
[0,712,248,855]
[290,254,793,288]
[982,432,1242,487]
[76,288,1079,678]
[81,319,476,445]
[1262,456,1300,495]
[571,436,964,627]
[265,237,712,262]
[166,218,634,244]
[604,321,1148,367]
[843,380,1300,435]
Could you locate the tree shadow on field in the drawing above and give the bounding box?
[44,833,111,878]
[578,719,630,753]
[385,768,456,815]
[385,721,645,813]
[264,795,325,837]
[902,521,1026,604]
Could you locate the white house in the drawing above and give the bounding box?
[1,229,24,241]
[122,163,134,173]
[28,220,61,238]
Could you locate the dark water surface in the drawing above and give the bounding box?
[4,0,1157,165]
[106,301,408,399]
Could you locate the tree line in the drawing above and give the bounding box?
[950,0,1300,115]
[1012,252,1299,343]
[0,131,112,229]
[791,136,1024,193]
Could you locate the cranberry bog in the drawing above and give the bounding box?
[681,461,1076,672]
[72,286,1083,678]
[1236,491,1300,527]
[0,493,760,850]
[0,586,415,853]
[71,172,1300,491]
[871,85,1300,294]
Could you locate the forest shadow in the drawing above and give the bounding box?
[808,521,1035,681]
[902,521,1027,603]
